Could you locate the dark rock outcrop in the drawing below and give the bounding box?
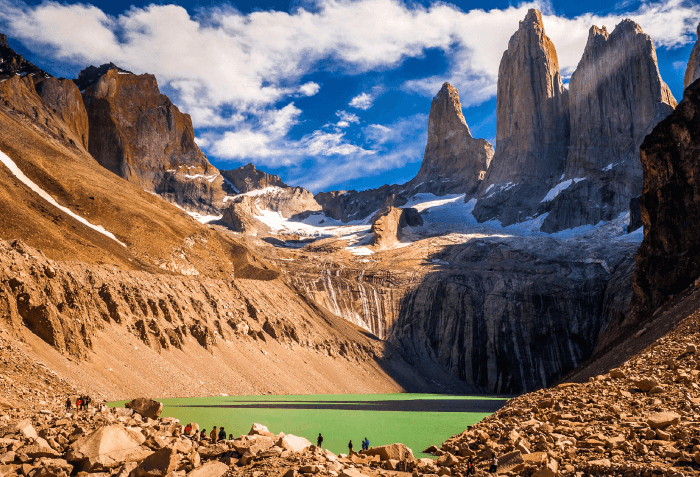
[220,163,287,194]
[221,196,272,235]
[473,9,569,226]
[685,23,700,89]
[81,67,226,214]
[315,186,408,223]
[628,196,642,233]
[411,82,493,196]
[630,78,700,319]
[35,78,89,149]
[73,62,133,91]
[540,21,676,233]
[0,35,51,83]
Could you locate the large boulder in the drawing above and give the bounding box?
[276,434,312,453]
[67,424,150,471]
[232,435,275,455]
[185,461,228,477]
[131,447,180,477]
[363,443,414,461]
[124,398,163,419]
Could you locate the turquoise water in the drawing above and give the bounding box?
[110,394,507,458]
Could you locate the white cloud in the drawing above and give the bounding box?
[299,81,321,96]
[349,92,374,110]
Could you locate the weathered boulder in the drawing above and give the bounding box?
[31,459,73,477]
[131,447,179,477]
[541,20,676,233]
[249,423,274,437]
[685,23,700,89]
[66,424,147,470]
[647,411,680,429]
[411,82,493,197]
[631,77,700,318]
[363,443,414,461]
[474,9,569,226]
[81,67,226,214]
[196,443,229,459]
[232,435,274,455]
[185,461,228,477]
[276,434,312,453]
[340,469,370,477]
[125,398,162,419]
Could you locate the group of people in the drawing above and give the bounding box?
[65,395,91,411]
[183,424,232,443]
[346,437,370,454]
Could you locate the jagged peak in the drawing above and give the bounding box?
[520,8,543,29]
[74,62,134,90]
[0,33,8,49]
[613,18,644,36]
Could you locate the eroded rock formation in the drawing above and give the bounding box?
[685,23,700,89]
[411,82,493,196]
[473,9,569,226]
[371,207,422,250]
[540,20,676,233]
[36,78,89,149]
[220,163,288,194]
[81,67,226,214]
[630,79,700,319]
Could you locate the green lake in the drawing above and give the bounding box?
[110,394,507,458]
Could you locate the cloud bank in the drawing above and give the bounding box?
[0,0,698,190]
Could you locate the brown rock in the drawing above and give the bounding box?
[124,398,163,419]
[609,368,625,379]
[185,461,228,477]
[131,447,179,477]
[436,452,458,467]
[35,78,89,149]
[633,378,658,392]
[66,425,145,471]
[647,411,680,429]
[276,434,312,453]
[371,207,422,250]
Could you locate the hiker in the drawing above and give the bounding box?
[218,427,226,441]
[76,396,82,411]
[348,440,354,455]
[228,434,233,440]
[200,429,207,441]
[210,426,218,443]
[363,437,369,451]
[65,397,71,411]
[489,454,498,474]
[317,433,323,449]
[184,424,192,437]
[465,457,475,476]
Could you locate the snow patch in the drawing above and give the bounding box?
[242,186,285,197]
[0,150,126,247]
[602,163,615,171]
[541,178,586,202]
[346,246,374,256]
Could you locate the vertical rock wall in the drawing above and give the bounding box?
[685,23,700,89]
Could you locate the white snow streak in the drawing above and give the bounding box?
[541,178,586,202]
[0,150,126,247]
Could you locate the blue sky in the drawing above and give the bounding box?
[1,0,698,192]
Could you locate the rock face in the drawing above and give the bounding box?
[540,21,676,233]
[411,83,493,196]
[371,207,422,250]
[73,62,133,91]
[630,79,700,319]
[35,78,90,149]
[685,23,700,89]
[220,163,287,194]
[221,196,272,235]
[473,9,569,226]
[390,235,637,393]
[81,67,226,214]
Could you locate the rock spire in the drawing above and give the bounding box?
[685,23,700,89]
[412,82,493,197]
[472,9,569,225]
[540,19,676,232]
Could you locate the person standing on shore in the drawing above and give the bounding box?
[348,440,354,455]
[317,433,323,449]
[210,427,218,443]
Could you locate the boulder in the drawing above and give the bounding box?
[647,411,680,429]
[340,469,370,477]
[436,452,459,467]
[31,459,73,477]
[66,424,147,471]
[276,434,312,453]
[131,447,179,477]
[185,461,228,477]
[248,423,274,438]
[363,443,414,461]
[124,399,163,419]
[196,443,229,459]
[609,369,625,379]
[232,436,274,455]
[633,378,658,392]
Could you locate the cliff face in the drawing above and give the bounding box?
[0,35,51,82]
[685,23,700,89]
[389,236,637,393]
[411,83,493,196]
[82,67,226,214]
[473,9,569,226]
[540,21,676,233]
[630,78,700,321]
[35,78,90,149]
